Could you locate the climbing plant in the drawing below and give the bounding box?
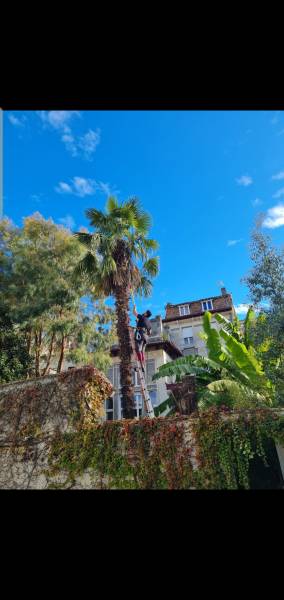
[46,408,284,489]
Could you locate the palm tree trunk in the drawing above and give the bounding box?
[115,286,135,419]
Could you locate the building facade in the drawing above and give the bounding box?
[163,287,236,357]
[106,288,236,419]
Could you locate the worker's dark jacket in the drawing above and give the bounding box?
[136,314,152,334]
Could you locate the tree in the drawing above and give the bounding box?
[153,311,274,411]
[0,214,115,377]
[67,300,117,373]
[243,228,284,401]
[74,196,159,418]
[0,303,32,383]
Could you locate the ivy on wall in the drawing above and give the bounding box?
[47,408,284,489]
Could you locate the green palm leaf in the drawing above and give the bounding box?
[73,232,93,248]
[143,257,159,277]
[106,196,119,213]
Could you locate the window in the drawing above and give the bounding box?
[149,389,158,406]
[179,305,190,316]
[182,326,193,347]
[202,300,213,311]
[105,396,114,420]
[134,393,143,418]
[183,347,198,356]
[132,365,139,387]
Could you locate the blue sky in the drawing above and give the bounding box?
[3,110,284,320]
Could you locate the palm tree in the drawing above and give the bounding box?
[73,197,159,418]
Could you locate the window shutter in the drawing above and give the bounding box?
[169,328,181,346]
[182,326,193,338]
[107,367,113,385]
[146,359,155,384]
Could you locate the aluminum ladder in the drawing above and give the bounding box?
[130,326,155,418]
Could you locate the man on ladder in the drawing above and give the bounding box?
[133,307,152,373]
[130,290,155,418]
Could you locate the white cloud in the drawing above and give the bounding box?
[97,181,120,196]
[236,175,253,187]
[61,132,77,156]
[252,198,263,207]
[272,187,284,199]
[262,204,284,229]
[37,112,100,160]
[55,177,96,197]
[272,171,284,181]
[30,193,43,203]
[235,303,250,316]
[37,111,80,131]
[227,239,242,247]
[55,181,73,194]
[58,215,76,230]
[271,111,280,125]
[78,129,101,160]
[8,113,26,127]
[73,177,96,196]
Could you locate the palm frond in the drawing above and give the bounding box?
[73,232,93,248]
[73,252,98,280]
[85,208,108,230]
[143,257,159,278]
[143,238,159,252]
[106,196,119,213]
[136,276,152,298]
[135,212,152,234]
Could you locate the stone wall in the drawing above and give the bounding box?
[0,366,112,489]
[1,369,284,489]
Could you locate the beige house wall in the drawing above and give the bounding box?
[165,309,235,357]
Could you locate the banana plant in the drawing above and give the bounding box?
[153,311,275,409]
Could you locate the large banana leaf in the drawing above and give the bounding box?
[243,306,256,349]
[218,328,267,387]
[202,311,224,361]
[214,312,242,342]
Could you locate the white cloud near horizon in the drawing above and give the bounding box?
[262,204,284,229]
[236,175,253,187]
[235,303,250,316]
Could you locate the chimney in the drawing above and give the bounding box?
[221,287,227,296]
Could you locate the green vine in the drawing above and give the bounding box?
[46,409,284,489]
